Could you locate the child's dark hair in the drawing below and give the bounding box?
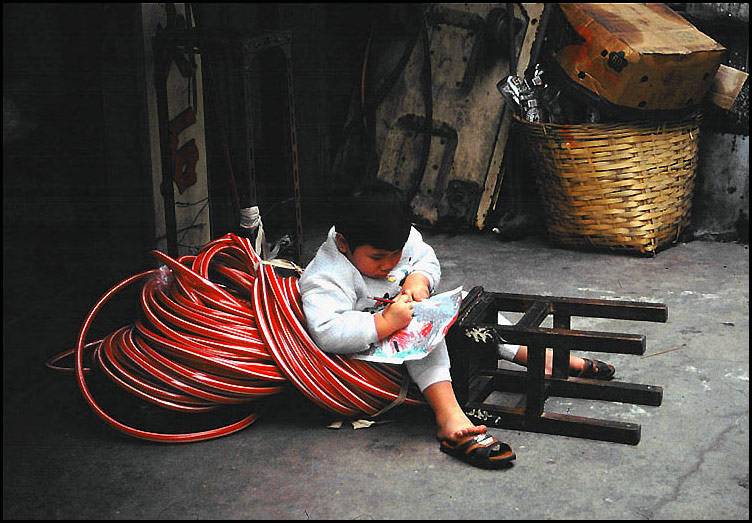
[335,180,412,252]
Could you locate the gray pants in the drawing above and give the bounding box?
[405,339,452,392]
[405,312,521,392]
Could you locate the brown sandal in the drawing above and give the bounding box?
[576,358,616,380]
[440,433,516,469]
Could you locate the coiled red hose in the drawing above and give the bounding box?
[47,233,423,443]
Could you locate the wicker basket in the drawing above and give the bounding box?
[517,114,701,255]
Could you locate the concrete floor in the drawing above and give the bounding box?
[3,229,749,519]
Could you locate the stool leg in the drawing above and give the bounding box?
[526,343,547,417]
[552,314,571,379]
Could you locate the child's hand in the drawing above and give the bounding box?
[380,294,414,333]
[400,272,431,302]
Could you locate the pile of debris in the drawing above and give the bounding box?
[489,3,749,251]
[497,64,569,124]
[496,3,746,125]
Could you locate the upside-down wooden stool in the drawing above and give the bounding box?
[446,287,667,445]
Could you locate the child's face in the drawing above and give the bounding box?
[336,234,402,279]
[350,244,403,279]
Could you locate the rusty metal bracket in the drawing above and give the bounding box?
[446,286,666,445]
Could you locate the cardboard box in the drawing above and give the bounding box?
[554,3,726,111]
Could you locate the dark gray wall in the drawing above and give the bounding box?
[4,4,153,337]
[672,3,749,242]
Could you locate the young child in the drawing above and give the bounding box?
[299,181,612,469]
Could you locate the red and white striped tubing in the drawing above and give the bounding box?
[49,233,423,443]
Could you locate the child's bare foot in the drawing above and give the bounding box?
[437,411,516,469]
[569,356,586,373]
[436,411,487,444]
[421,381,488,443]
[422,382,516,468]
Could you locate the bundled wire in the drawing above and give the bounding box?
[47,233,423,443]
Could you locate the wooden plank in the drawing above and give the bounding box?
[516,301,550,328]
[485,368,663,406]
[465,402,642,444]
[488,292,668,323]
[375,4,514,227]
[549,377,663,407]
[709,64,749,110]
[476,3,546,229]
[469,322,647,354]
